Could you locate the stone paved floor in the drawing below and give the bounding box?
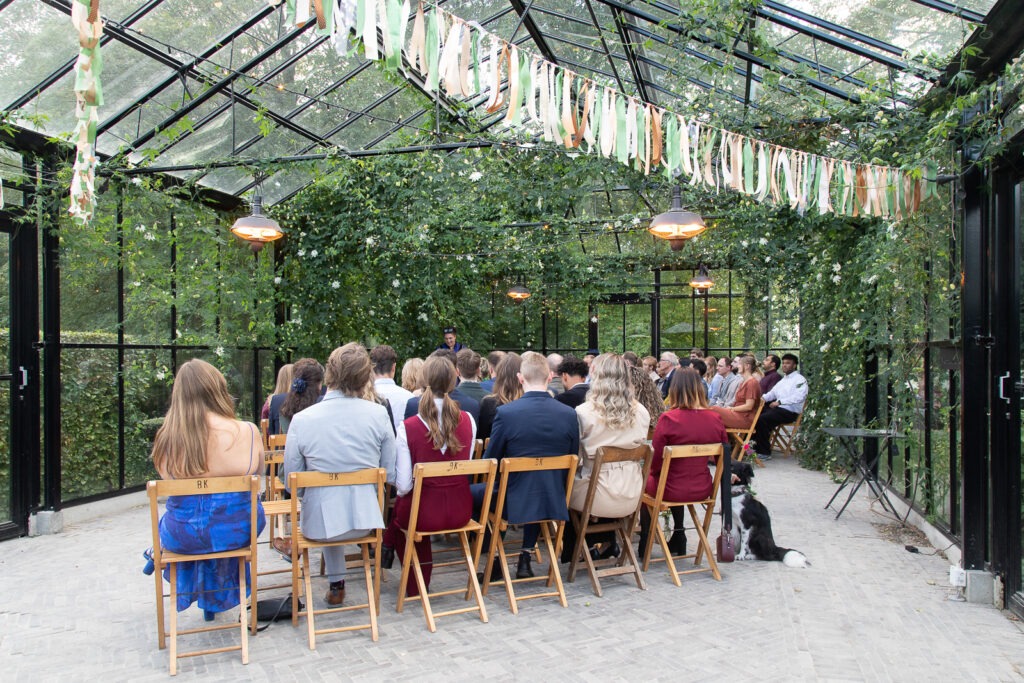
[2,456,1022,681]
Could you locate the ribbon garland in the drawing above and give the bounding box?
[69,0,103,225]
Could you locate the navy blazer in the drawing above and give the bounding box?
[404,389,481,423]
[554,383,589,409]
[268,393,287,435]
[483,391,580,524]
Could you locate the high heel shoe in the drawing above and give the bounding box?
[590,541,620,560]
[379,544,395,569]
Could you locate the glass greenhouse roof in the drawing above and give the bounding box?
[0,0,998,204]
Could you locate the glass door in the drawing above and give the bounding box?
[0,230,10,533]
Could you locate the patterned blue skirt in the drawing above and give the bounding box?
[159,492,266,613]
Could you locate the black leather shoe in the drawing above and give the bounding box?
[590,541,620,560]
[516,551,534,579]
[477,562,504,584]
[667,531,687,556]
[379,544,395,569]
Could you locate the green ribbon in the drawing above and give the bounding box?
[615,95,627,165]
[425,10,440,92]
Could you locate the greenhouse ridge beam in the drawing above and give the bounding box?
[508,0,560,65]
[906,0,985,22]
[610,6,655,105]
[6,0,167,113]
[581,0,629,96]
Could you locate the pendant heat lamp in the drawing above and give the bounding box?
[648,185,706,250]
[231,194,284,251]
[507,283,531,300]
[689,264,714,294]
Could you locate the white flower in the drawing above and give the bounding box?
[832,262,842,273]
[155,370,166,381]
[331,280,340,289]
[832,274,841,284]
[816,273,822,281]
[765,256,772,263]
[132,281,142,287]
[135,225,147,232]
[214,346,225,357]
[297,249,306,257]
[852,320,861,331]
[758,237,768,246]
[145,232,156,241]
[741,240,749,248]
[836,383,845,392]
[418,312,429,322]
[274,276,282,285]
[469,171,483,181]
[819,323,826,331]
[587,266,594,273]
[820,342,831,352]
[310,249,318,258]
[392,279,400,288]
[466,254,473,261]
[808,410,816,418]
[366,236,376,246]
[761,295,769,302]
[865,273,879,285]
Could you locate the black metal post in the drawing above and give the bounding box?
[864,348,879,477]
[588,303,599,352]
[41,159,61,512]
[652,268,661,358]
[116,190,126,489]
[702,289,709,354]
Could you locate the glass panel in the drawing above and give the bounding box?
[123,349,170,489]
[0,232,10,525]
[60,193,119,338]
[131,0,269,58]
[122,191,173,343]
[61,348,120,500]
[0,0,79,110]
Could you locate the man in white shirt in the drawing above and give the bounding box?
[370,344,414,434]
[753,353,808,458]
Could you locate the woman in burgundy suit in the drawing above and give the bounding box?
[639,368,728,559]
[381,355,476,596]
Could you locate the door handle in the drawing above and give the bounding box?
[997,372,1011,405]
[18,366,28,390]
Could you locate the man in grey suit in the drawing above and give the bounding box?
[283,343,397,606]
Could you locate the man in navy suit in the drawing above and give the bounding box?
[404,349,481,422]
[472,351,580,579]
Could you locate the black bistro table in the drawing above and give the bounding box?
[822,427,905,520]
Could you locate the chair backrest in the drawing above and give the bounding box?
[578,444,653,515]
[408,459,498,533]
[473,439,485,460]
[260,418,270,450]
[147,475,261,561]
[746,400,765,436]
[287,468,387,520]
[267,433,287,451]
[264,450,286,499]
[493,455,579,522]
[651,443,724,505]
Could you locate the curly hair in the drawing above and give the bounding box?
[628,364,664,429]
[584,353,636,430]
[281,358,324,419]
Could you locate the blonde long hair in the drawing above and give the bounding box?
[272,363,294,395]
[487,352,522,406]
[585,353,636,430]
[418,356,463,452]
[152,359,236,479]
[401,357,424,392]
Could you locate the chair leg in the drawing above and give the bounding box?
[617,519,646,591]
[302,550,316,650]
[459,532,488,624]
[693,502,715,566]
[362,543,379,642]
[657,516,681,587]
[566,510,588,584]
[492,527,517,615]
[641,503,658,572]
[540,522,570,607]
[291,545,302,627]
[409,544,436,632]
[168,563,178,676]
[248,556,258,636]
[154,560,166,651]
[238,557,249,665]
[688,505,721,580]
[396,536,414,614]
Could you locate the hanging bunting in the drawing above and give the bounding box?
[69,0,103,226]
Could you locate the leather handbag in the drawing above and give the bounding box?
[717,526,735,562]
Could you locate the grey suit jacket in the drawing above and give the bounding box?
[282,390,397,540]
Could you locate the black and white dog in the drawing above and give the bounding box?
[729,461,810,567]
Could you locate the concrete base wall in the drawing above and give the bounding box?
[29,490,148,536]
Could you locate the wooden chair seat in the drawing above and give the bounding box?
[480,454,579,615]
[288,469,386,649]
[770,411,803,457]
[640,444,725,586]
[147,475,261,676]
[395,459,498,632]
[566,444,653,597]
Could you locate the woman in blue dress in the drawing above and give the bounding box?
[151,359,266,617]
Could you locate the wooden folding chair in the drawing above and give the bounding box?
[147,475,260,676]
[260,418,270,451]
[566,444,653,597]
[770,411,803,457]
[728,400,765,467]
[640,444,725,586]
[259,448,294,590]
[288,469,386,648]
[395,459,498,632]
[480,454,579,615]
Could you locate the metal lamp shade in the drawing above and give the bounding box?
[507,284,531,300]
[648,185,706,250]
[231,196,284,243]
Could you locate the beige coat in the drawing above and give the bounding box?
[570,401,650,517]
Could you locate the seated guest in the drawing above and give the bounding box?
[404,349,481,421]
[760,354,783,394]
[152,359,266,619]
[710,356,741,407]
[561,354,649,562]
[380,356,476,596]
[656,352,680,399]
[710,355,762,430]
[622,351,639,368]
[642,355,659,382]
[689,347,704,359]
[275,358,324,435]
[401,357,425,395]
[752,354,808,459]
[690,358,709,397]
[639,369,727,558]
[262,363,293,421]
[455,348,486,401]
[555,355,590,408]
[480,351,505,392]
[437,325,464,352]
[282,343,397,605]
[478,353,523,440]
[628,364,664,433]
[472,351,580,579]
[546,353,565,396]
[362,378,397,435]
[372,345,414,434]
[703,356,717,387]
